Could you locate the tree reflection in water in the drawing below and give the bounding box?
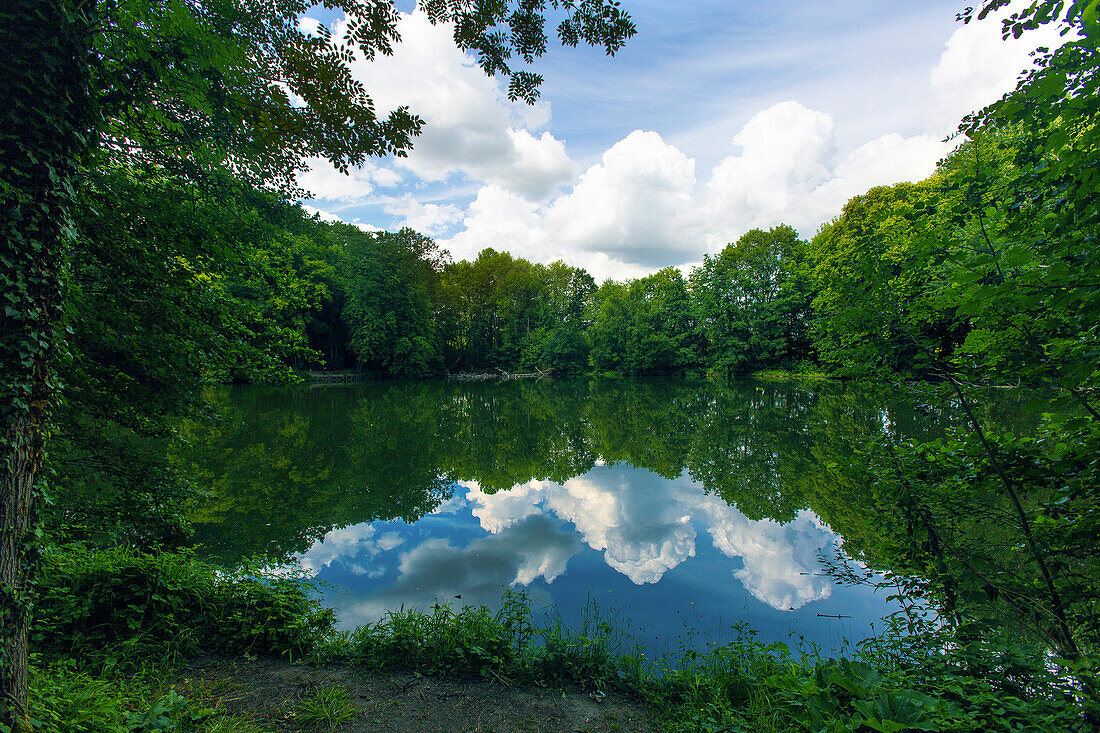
[181,377,1016,652]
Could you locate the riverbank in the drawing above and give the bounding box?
[174,654,651,732]
[27,546,1095,733]
[30,653,650,733]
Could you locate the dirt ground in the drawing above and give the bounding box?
[177,655,657,733]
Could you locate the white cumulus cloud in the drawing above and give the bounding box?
[297,156,401,202]
[381,193,463,235]
[927,2,1070,133]
[339,10,575,201]
[298,3,1068,282]
[441,131,700,278]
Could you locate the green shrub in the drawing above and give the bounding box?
[32,546,334,666]
[348,591,533,678]
[645,621,1098,733]
[28,548,1098,732]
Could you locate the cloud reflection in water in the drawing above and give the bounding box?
[299,464,841,625]
[466,466,836,609]
[324,514,579,627]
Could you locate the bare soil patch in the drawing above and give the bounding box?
[177,655,656,733]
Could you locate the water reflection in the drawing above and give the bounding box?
[183,377,962,652]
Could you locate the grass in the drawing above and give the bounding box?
[201,717,270,733]
[294,686,357,730]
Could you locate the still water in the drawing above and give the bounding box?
[184,378,954,655]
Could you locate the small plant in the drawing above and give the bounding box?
[201,716,271,733]
[295,686,357,731]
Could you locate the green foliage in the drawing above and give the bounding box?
[587,268,700,374]
[293,686,356,731]
[421,0,636,104]
[348,591,534,679]
[32,547,333,668]
[2,1,97,722]
[691,225,815,377]
[791,2,1100,670]
[647,619,1096,733]
[24,548,1100,732]
[23,658,215,733]
[819,416,1100,658]
[340,227,447,376]
[430,250,597,373]
[47,167,335,549]
[5,0,637,722]
[527,598,645,692]
[805,182,967,377]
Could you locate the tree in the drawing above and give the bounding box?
[1,7,92,724]
[0,0,636,724]
[341,227,448,376]
[953,1,1100,415]
[628,267,698,373]
[587,280,633,373]
[800,1,1100,669]
[691,225,813,376]
[924,2,1100,660]
[805,183,967,376]
[535,261,594,372]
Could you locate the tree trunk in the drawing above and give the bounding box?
[0,410,48,729]
[0,1,91,727]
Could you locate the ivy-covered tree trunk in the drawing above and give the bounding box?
[0,1,90,727]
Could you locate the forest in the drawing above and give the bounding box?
[2,0,1099,731]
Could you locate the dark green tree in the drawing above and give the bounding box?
[341,227,448,376]
[1,6,93,722]
[587,281,633,373]
[805,184,966,376]
[47,167,334,549]
[587,268,699,375]
[799,1,1100,666]
[628,267,699,373]
[535,261,594,372]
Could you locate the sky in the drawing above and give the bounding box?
[297,1,1063,281]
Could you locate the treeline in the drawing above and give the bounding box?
[298,222,815,377]
[90,181,811,379]
[65,196,824,380]
[86,123,1061,384]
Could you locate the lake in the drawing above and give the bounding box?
[184,377,963,657]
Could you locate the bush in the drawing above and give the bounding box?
[347,590,533,678]
[32,546,333,667]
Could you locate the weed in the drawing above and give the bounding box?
[294,686,357,731]
[24,656,214,733]
[200,716,272,733]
